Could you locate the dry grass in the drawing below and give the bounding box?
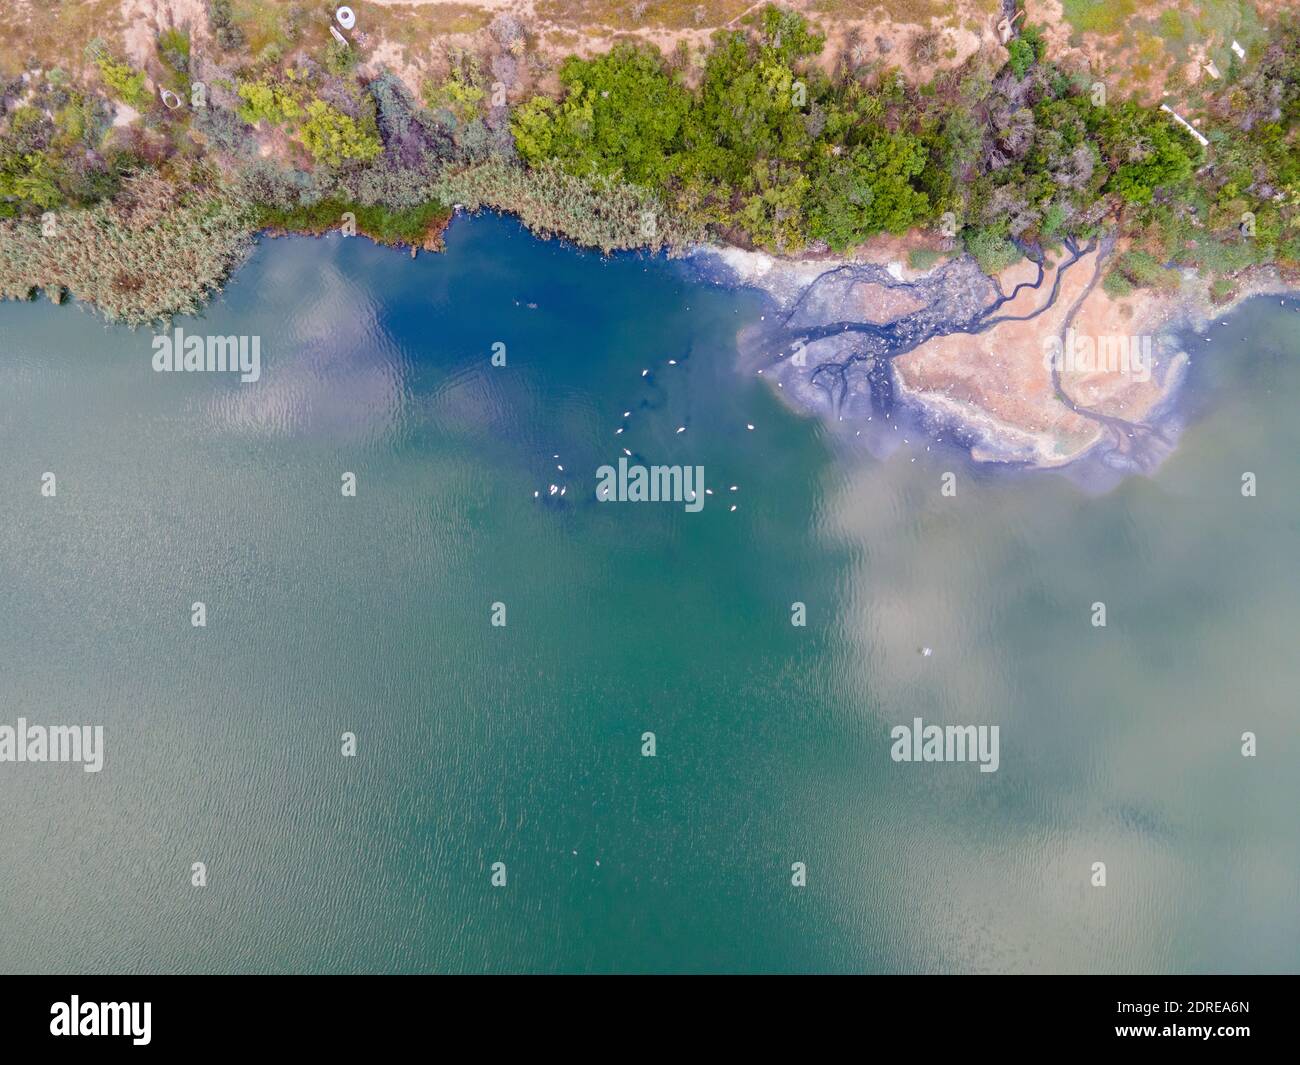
[534,0,755,34]
[0,0,126,76]
[228,0,299,56]
[810,0,966,23]
[0,173,255,324]
[1048,0,1268,102]
[546,29,584,49]
[1060,0,1138,38]
[364,2,493,45]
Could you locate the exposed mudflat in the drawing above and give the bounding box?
[695,239,1206,477]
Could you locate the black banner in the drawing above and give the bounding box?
[2,976,1292,1053]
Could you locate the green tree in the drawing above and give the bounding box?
[809,133,931,249]
[511,44,690,188]
[298,100,381,166]
[1007,38,1036,78]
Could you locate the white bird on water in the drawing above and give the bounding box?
[676,426,686,434]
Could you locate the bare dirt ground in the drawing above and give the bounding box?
[1,1,1011,93]
[120,0,211,64]
[7,0,1282,109]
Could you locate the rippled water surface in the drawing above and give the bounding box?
[1,214,1297,973]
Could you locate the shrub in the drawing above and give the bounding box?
[909,31,940,66]
[368,73,456,172]
[424,74,486,126]
[963,226,1022,274]
[209,0,246,52]
[1113,249,1165,286]
[324,40,358,78]
[1007,38,1035,79]
[1102,269,1133,298]
[298,100,382,166]
[96,55,150,110]
[0,148,62,212]
[236,78,303,126]
[192,105,257,156]
[1209,276,1236,302]
[157,28,191,75]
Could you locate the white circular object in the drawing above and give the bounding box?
[160,88,182,110]
[335,6,356,29]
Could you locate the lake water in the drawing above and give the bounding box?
[1,214,1296,974]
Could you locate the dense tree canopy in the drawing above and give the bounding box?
[513,44,690,188]
[505,7,1220,258]
[2,3,1298,288]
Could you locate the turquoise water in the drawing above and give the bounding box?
[1,214,1297,974]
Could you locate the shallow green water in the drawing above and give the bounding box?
[1,215,1296,973]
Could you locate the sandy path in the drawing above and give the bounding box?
[368,0,522,7]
